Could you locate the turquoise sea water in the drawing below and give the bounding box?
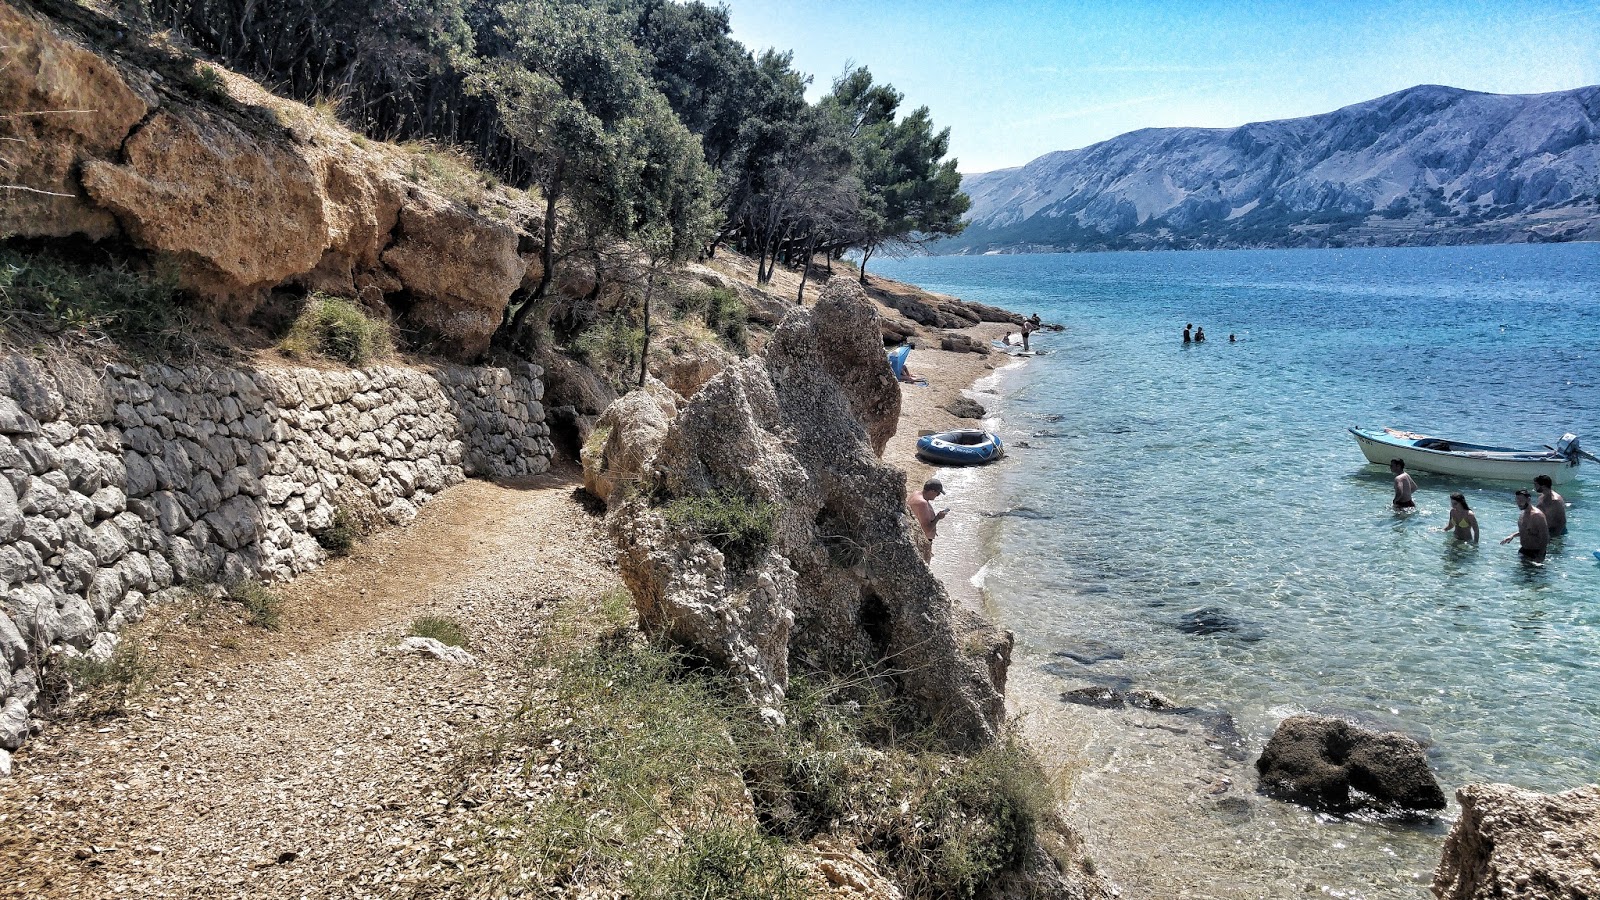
[876,244,1599,892]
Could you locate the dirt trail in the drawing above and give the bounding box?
[0,463,617,900]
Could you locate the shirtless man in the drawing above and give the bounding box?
[1500,489,1550,562]
[1389,458,1417,510]
[907,478,948,560]
[1533,474,1567,537]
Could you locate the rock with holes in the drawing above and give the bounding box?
[1256,714,1445,813]
[607,280,1007,750]
[1433,782,1600,900]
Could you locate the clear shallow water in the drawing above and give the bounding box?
[877,244,1600,895]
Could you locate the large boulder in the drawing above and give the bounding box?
[607,281,1007,750]
[381,195,529,360]
[652,337,737,399]
[1433,783,1600,900]
[581,380,678,506]
[1255,714,1446,813]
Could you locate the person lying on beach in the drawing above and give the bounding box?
[1389,458,1416,509]
[1439,492,1479,543]
[1500,489,1549,562]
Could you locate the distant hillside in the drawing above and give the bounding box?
[938,84,1600,254]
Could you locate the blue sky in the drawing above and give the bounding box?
[721,0,1600,173]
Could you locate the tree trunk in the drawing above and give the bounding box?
[638,270,655,388]
[796,231,820,305]
[509,165,562,336]
[859,245,874,285]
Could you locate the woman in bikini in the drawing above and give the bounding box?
[1439,492,1479,543]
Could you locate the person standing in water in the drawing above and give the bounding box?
[1439,493,1479,543]
[1389,458,1417,509]
[1194,326,1206,342]
[1533,474,1567,536]
[1501,489,1550,562]
[1183,323,1192,344]
[907,478,948,561]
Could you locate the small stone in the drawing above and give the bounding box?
[395,637,475,666]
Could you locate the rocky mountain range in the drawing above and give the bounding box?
[938,84,1600,253]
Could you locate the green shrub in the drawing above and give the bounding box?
[312,506,359,556]
[466,594,748,893]
[280,293,392,365]
[661,491,778,571]
[629,827,807,900]
[64,638,157,713]
[704,287,748,352]
[0,243,189,354]
[229,582,284,630]
[185,61,231,104]
[670,285,747,352]
[408,615,466,648]
[895,736,1057,898]
[570,313,645,381]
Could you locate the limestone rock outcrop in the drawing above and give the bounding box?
[604,279,1008,750]
[581,380,677,505]
[1256,714,1446,813]
[653,339,737,399]
[79,108,331,304]
[0,3,538,360]
[1433,782,1600,900]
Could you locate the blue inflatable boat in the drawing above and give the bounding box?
[916,429,1004,466]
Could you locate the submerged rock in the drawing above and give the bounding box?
[1052,640,1124,665]
[1176,606,1266,641]
[1433,782,1600,900]
[1255,714,1445,814]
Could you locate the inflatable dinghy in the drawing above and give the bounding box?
[916,429,1004,466]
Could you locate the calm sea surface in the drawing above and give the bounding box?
[875,244,1600,897]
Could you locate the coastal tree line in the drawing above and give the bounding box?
[120,0,969,336]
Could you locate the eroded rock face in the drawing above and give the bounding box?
[606,281,1008,750]
[382,198,528,359]
[653,339,736,399]
[1433,782,1600,900]
[0,5,537,361]
[1255,714,1445,813]
[0,2,153,240]
[81,109,331,304]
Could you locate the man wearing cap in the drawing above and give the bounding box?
[1500,489,1550,562]
[907,478,949,561]
[1533,474,1567,537]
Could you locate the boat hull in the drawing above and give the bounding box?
[1350,428,1578,485]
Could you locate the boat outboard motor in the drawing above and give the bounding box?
[1555,434,1600,465]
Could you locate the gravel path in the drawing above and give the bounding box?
[0,463,617,899]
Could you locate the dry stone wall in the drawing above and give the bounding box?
[0,353,552,762]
